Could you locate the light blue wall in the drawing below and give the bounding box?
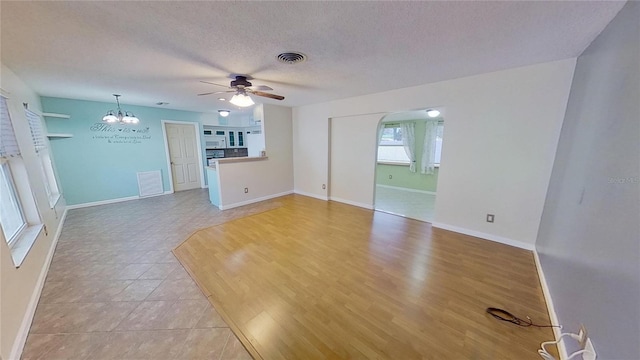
[536,3,639,359]
[41,97,212,205]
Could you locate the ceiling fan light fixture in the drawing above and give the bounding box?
[426,109,441,118]
[218,110,230,117]
[229,93,255,107]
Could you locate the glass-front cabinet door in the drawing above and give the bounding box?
[238,131,244,147]
[228,131,235,147]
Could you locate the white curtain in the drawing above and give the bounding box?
[400,122,416,172]
[377,124,385,145]
[421,120,438,174]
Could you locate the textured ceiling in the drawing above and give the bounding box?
[0,1,625,115]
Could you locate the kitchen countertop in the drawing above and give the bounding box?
[211,156,269,164]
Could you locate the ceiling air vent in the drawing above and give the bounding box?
[276,52,307,64]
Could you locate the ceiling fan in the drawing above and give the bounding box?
[198,75,285,107]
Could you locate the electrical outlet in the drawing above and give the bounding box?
[244,187,249,193]
[322,184,326,190]
[578,324,588,349]
[486,214,495,223]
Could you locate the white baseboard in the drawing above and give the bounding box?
[66,191,172,210]
[534,250,567,360]
[219,190,294,210]
[430,222,535,250]
[293,190,329,201]
[375,184,436,195]
[328,197,374,210]
[9,208,68,360]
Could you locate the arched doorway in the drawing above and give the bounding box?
[373,109,444,222]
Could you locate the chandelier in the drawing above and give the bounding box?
[102,94,140,124]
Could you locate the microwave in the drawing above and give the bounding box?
[205,135,226,149]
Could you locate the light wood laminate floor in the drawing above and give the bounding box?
[174,195,556,360]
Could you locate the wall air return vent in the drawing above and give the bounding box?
[137,170,163,197]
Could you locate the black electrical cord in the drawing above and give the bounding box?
[486,307,561,328]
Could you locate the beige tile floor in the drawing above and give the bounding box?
[374,185,436,223]
[22,189,282,360]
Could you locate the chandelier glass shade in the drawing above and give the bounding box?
[103,94,139,124]
[229,92,255,107]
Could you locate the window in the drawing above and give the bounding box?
[0,96,27,245]
[433,122,444,166]
[25,109,60,207]
[0,161,26,245]
[377,125,410,164]
[377,121,444,166]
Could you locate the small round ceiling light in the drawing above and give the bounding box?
[426,109,441,118]
[218,110,230,117]
[218,98,225,101]
[276,52,307,65]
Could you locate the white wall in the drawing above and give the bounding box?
[537,3,639,358]
[293,59,576,248]
[292,108,329,200]
[329,113,385,208]
[217,104,293,208]
[201,112,253,127]
[0,64,67,359]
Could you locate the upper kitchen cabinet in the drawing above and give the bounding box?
[201,108,254,127]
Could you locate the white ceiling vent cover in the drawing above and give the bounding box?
[137,170,163,197]
[276,52,307,64]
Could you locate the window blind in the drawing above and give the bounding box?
[0,96,21,158]
[25,108,46,152]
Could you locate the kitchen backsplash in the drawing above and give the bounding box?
[224,148,248,158]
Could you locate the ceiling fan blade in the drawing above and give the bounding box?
[247,85,273,91]
[200,80,231,88]
[198,90,236,96]
[197,90,235,96]
[251,91,284,100]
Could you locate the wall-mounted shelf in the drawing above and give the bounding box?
[42,112,70,119]
[46,133,73,138]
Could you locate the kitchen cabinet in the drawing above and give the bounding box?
[226,130,246,148]
[228,131,236,147]
[203,126,259,151]
[238,131,244,147]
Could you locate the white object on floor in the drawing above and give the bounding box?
[539,332,596,360]
[137,170,163,197]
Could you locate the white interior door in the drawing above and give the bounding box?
[166,123,202,192]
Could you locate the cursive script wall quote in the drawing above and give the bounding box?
[90,123,151,144]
